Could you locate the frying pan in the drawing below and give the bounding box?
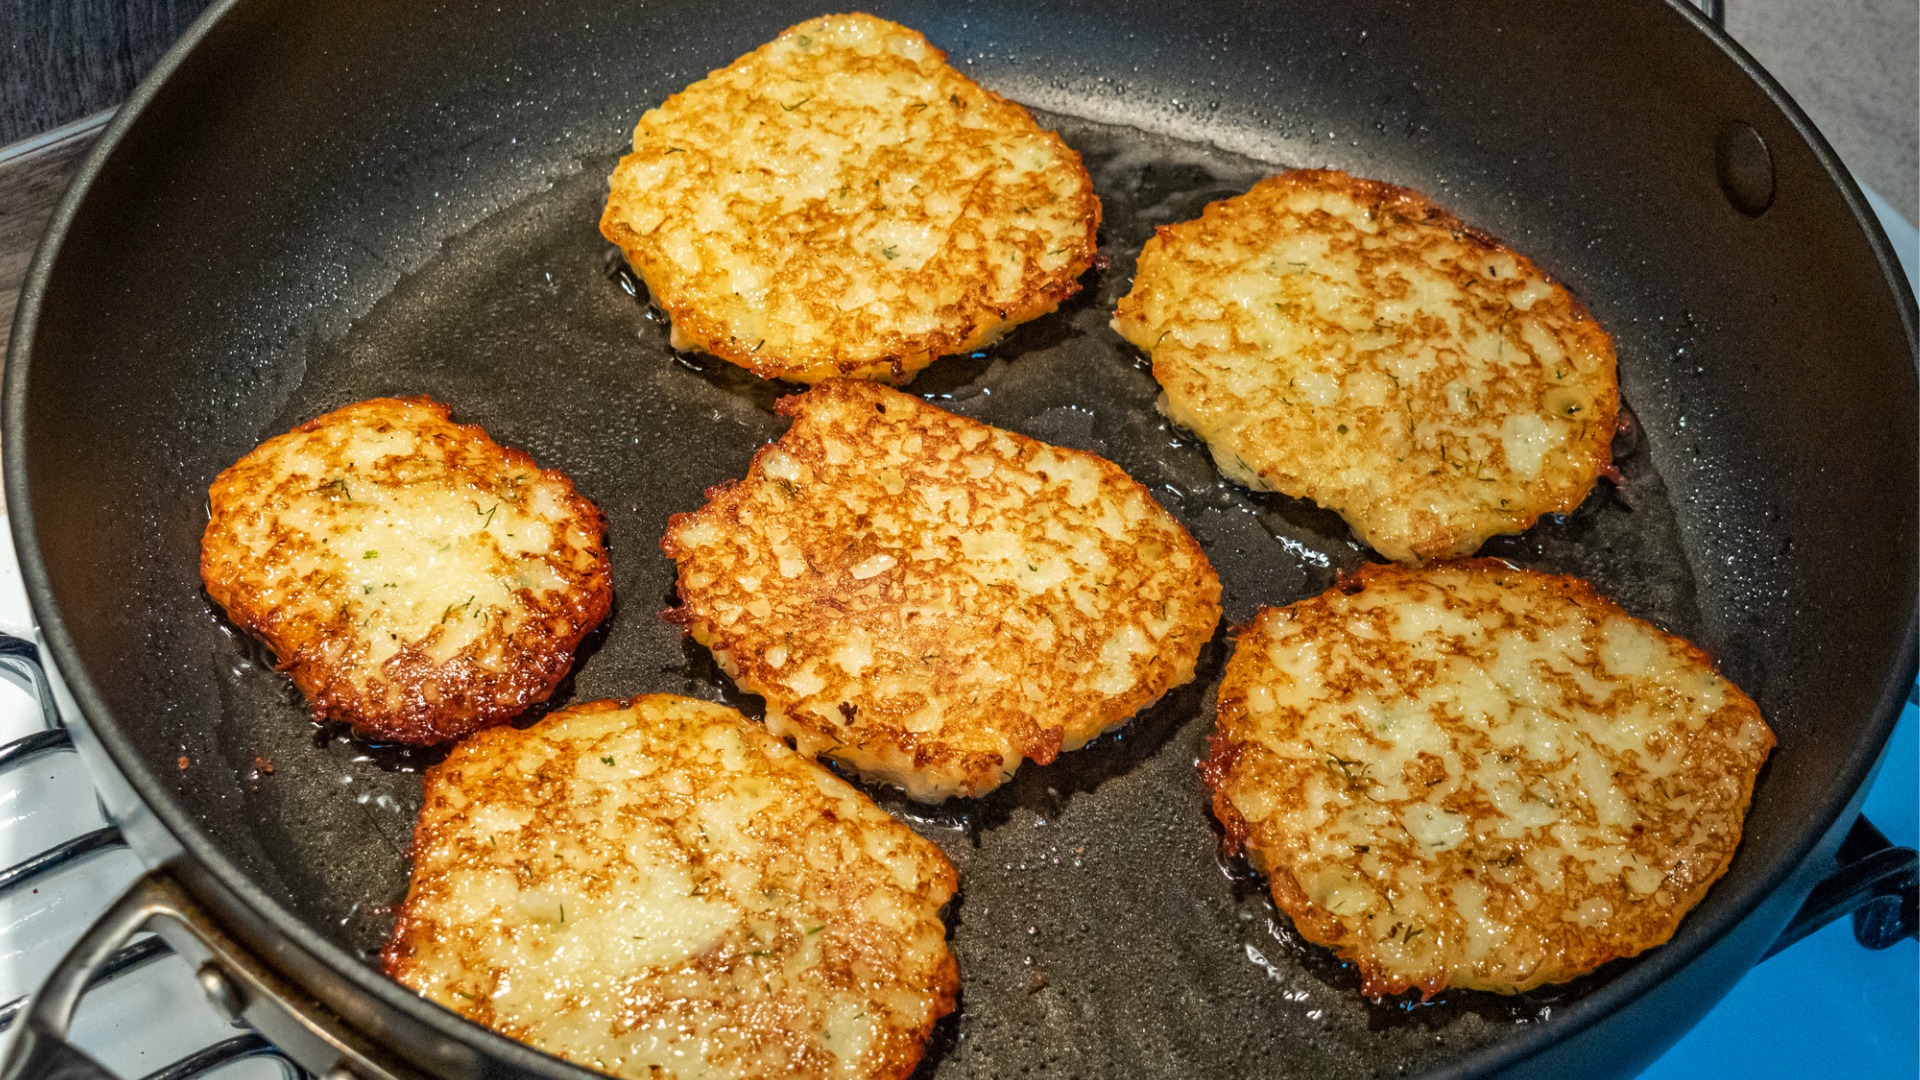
[3,0,1915,1077]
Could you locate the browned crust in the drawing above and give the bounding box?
[199,397,612,744]
[1202,559,1774,999]
[661,381,1223,799]
[598,15,1101,385]
[605,157,1101,385]
[1114,169,1621,562]
[1199,732,1249,857]
[383,695,960,1080]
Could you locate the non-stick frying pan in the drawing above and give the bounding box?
[4,0,1916,1077]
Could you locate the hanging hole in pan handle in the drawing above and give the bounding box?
[1766,814,1919,959]
[0,869,419,1080]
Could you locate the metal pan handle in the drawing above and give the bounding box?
[1767,814,1919,958]
[0,869,415,1080]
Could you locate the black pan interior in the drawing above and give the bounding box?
[8,1,1917,1077]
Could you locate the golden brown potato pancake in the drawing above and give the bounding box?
[1204,560,1772,997]
[601,13,1099,385]
[663,381,1221,801]
[384,695,958,1080]
[200,397,611,744]
[1113,169,1619,562]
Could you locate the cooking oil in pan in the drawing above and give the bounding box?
[197,109,1706,1080]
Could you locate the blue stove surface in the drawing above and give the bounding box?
[1644,698,1918,1078]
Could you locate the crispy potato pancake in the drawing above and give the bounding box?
[1203,560,1772,998]
[1112,169,1619,562]
[200,397,611,744]
[384,695,958,1080]
[600,13,1100,385]
[663,381,1222,801]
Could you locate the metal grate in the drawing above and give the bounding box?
[0,634,310,1080]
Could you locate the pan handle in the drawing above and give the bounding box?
[1766,814,1919,958]
[0,869,417,1080]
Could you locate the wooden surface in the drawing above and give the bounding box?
[0,112,106,361]
[0,0,208,146]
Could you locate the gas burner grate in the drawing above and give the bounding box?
[0,631,309,1080]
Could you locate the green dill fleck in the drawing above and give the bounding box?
[806,925,825,935]
[779,96,811,112]
[558,902,565,924]
[1336,424,1348,434]
[363,550,378,559]
[479,504,499,528]
[881,245,899,261]
[601,754,616,767]
[315,477,352,500]
[1325,754,1372,791]
[1403,926,1424,944]
[662,146,685,154]
[363,586,374,595]
[749,949,772,957]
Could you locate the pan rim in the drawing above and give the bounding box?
[4,0,1915,1077]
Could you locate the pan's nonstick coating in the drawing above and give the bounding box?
[8,1,1914,1078]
